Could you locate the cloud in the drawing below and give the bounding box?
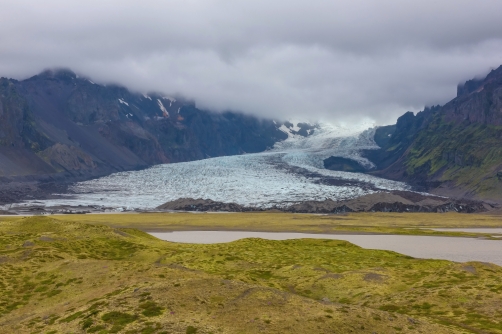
[1,0,502,124]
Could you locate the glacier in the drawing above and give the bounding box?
[19,121,412,210]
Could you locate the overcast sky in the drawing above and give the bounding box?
[2,0,502,124]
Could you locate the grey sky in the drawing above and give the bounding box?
[2,0,502,124]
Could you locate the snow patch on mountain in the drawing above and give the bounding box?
[278,124,296,138]
[277,120,315,138]
[157,99,169,117]
[118,98,129,106]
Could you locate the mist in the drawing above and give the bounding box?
[2,0,502,124]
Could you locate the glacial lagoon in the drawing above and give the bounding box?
[150,231,502,266]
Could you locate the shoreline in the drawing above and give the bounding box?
[2,211,502,239]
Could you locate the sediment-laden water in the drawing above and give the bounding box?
[150,231,502,266]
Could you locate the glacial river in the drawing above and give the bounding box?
[149,231,502,266]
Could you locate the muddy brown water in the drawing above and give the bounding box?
[149,231,502,266]
[431,228,502,234]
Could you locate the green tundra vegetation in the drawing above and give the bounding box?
[0,213,502,333]
[1,211,499,234]
[404,119,502,200]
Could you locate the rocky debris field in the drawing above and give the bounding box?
[157,191,492,214]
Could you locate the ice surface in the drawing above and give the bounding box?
[272,122,378,170]
[21,121,414,210]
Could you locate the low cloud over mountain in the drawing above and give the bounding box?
[2,0,502,124]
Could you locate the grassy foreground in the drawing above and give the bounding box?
[0,215,501,333]
[3,211,502,236]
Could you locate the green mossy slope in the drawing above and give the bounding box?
[1,217,502,333]
[370,66,502,201]
[404,116,502,200]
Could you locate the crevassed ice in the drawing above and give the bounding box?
[272,122,378,170]
[22,121,411,210]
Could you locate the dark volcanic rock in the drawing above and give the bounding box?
[323,157,367,172]
[363,106,439,173]
[452,65,502,125]
[368,201,486,213]
[365,66,502,202]
[283,201,354,214]
[156,193,489,214]
[0,69,289,198]
[156,198,259,212]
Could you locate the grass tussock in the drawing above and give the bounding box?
[2,211,501,237]
[0,215,501,333]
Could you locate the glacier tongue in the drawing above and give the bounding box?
[20,121,411,210]
[271,121,379,170]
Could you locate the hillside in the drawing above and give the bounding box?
[366,66,502,202]
[0,69,290,181]
[2,215,502,333]
[3,66,502,205]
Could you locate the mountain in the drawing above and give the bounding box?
[366,66,502,202]
[0,69,314,182]
[3,66,502,205]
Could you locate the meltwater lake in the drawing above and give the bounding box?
[149,231,502,266]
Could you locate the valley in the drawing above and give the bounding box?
[10,121,414,211]
[3,2,502,334]
[0,61,502,334]
[2,67,502,212]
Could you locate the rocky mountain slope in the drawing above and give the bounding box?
[366,66,502,202]
[0,69,298,181]
[3,66,502,205]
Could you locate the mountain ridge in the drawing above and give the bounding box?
[365,65,502,202]
[0,68,298,182]
[2,66,502,205]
